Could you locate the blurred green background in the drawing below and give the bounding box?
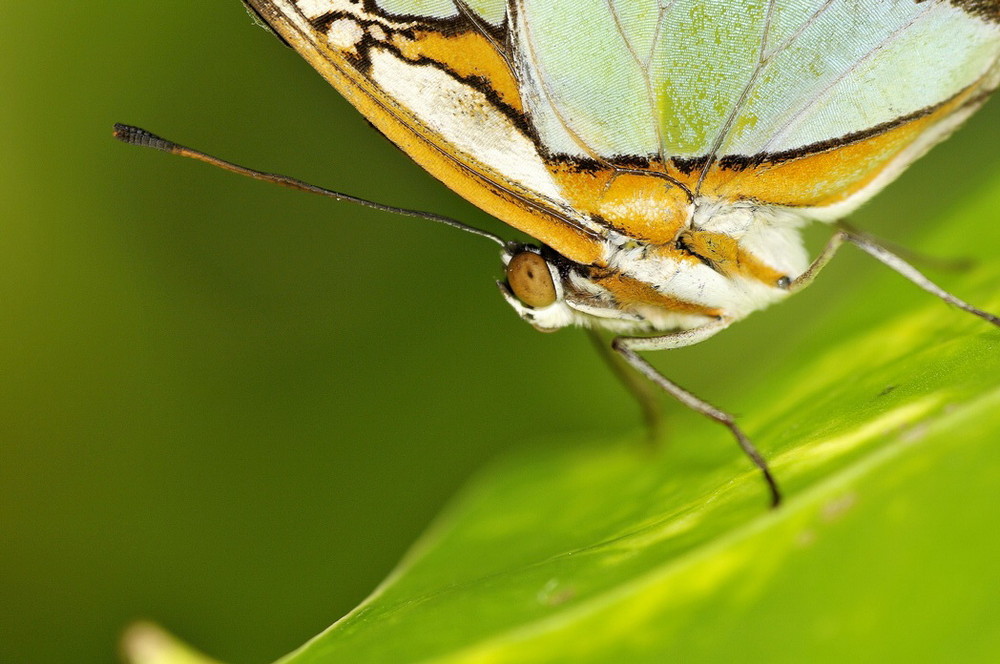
[2,4,998,663]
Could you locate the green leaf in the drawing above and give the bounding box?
[266,173,1000,663]
[130,174,1000,663]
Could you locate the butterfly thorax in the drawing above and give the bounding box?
[501,200,810,334]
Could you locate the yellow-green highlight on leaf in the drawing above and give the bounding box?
[434,388,1000,664]
[773,395,942,473]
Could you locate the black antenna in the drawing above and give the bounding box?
[112,124,506,247]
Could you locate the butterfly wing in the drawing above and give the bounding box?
[511,0,999,212]
[244,0,612,265]
[246,0,1000,257]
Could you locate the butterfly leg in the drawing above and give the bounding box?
[792,227,999,327]
[611,319,782,508]
[586,328,663,446]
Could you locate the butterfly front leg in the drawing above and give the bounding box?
[792,226,1000,328]
[585,328,665,446]
[610,318,783,508]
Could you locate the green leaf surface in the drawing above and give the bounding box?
[265,170,1000,664]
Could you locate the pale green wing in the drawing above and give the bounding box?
[513,0,1000,161]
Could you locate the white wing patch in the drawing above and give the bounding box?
[372,0,508,24]
[376,0,459,18]
[295,0,344,19]
[325,17,365,51]
[367,47,568,203]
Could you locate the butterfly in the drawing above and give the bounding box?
[116,0,1000,506]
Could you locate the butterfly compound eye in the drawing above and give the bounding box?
[506,251,557,308]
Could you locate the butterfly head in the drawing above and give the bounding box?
[499,243,579,332]
[499,206,809,335]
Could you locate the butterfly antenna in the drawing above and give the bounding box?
[112,124,506,247]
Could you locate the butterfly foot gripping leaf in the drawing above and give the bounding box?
[120,0,1000,505]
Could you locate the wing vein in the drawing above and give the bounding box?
[606,0,668,169]
[759,1,940,155]
[694,0,778,194]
